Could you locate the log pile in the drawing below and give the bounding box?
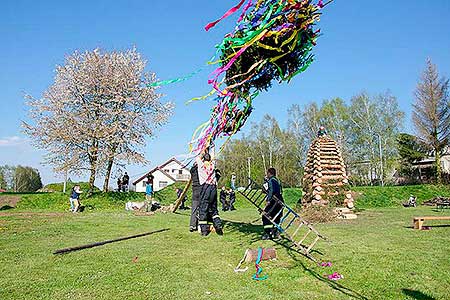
[302,136,355,210]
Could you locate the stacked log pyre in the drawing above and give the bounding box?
[302,136,354,209]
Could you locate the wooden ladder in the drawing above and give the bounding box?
[239,178,327,261]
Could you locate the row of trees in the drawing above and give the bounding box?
[23,48,173,192]
[217,92,404,187]
[218,59,449,186]
[22,48,448,190]
[0,165,43,192]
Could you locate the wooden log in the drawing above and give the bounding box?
[322,175,346,181]
[53,228,169,255]
[321,160,344,165]
[321,170,344,175]
[320,155,341,160]
[320,164,345,169]
[326,182,344,187]
[172,179,192,213]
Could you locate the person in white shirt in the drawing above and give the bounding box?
[196,146,223,236]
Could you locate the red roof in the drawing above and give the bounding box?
[0,189,6,193]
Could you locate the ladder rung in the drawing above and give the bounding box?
[279,210,291,224]
[306,236,321,253]
[284,216,296,231]
[292,223,303,238]
[256,194,267,208]
[242,183,252,194]
[298,229,312,246]
[248,189,260,202]
[269,208,284,225]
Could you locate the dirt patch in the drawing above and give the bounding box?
[0,195,21,209]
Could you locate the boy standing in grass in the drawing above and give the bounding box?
[70,185,82,213]
[146,175,154,203]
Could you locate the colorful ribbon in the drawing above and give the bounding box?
[252,247,268,281]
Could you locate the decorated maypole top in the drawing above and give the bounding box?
[189,0,331,155]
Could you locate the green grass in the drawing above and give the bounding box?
[1,192,450,299]
[0,182,191,211]
[43,182,100,193]
[353,185,450,208]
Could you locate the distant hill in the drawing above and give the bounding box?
[40,182,100,193]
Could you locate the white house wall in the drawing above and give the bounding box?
[135,169,176,192]
[160,161,191,181]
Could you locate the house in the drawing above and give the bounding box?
[132,157,191,192]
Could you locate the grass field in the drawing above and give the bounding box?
[1,187,450,300]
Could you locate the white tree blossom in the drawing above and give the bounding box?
[23,48,173,191]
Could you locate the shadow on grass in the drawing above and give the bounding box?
[271,236,368,300]
[0,205,14,211]
[404,225,450,229]
[402,289,435,300]
[223,212,367,299]
[222,219,262,243]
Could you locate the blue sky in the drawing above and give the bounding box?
[1,0,450,185]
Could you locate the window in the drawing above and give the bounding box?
[142,181,147,187]
[159,181,168,188]
[164,169,169,173]
[179,170,183,175]
[172,169,176,173]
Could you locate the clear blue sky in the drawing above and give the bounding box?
[1,0,450,185]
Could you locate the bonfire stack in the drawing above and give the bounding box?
[302,136,355,214]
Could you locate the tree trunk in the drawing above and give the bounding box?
[103,158,114,192]
[88,141,98,195]
[88,167,96,195]
[436,148,442,184]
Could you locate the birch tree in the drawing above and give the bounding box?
[23,48,173,192]
[412,59,450,184]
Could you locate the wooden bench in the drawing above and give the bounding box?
[413,216,450,230]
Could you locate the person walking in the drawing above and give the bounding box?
[262,168,283,240]
[70,185,83,213]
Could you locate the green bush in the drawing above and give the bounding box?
[353,184,450,208]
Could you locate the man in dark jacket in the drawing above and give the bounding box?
[229,188,236,211]
[189,163,201,232]
[262,167,283,240]
[219,186,229,211]
[122,172,130,192]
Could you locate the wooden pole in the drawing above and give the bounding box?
[53,228,169,255]
[172,179,192,213]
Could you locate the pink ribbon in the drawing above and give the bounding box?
[205,0,247,31]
